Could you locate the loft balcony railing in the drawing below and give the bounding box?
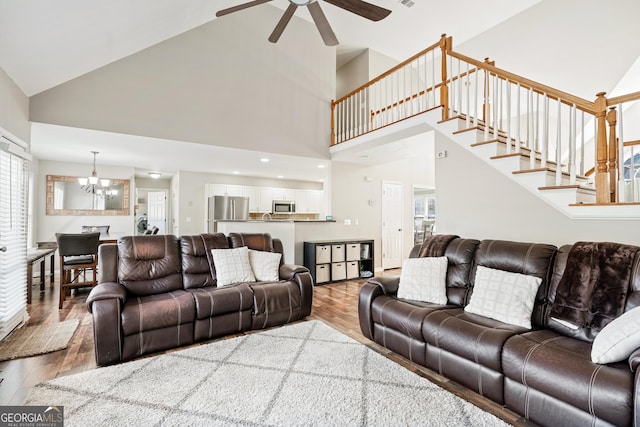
[331,34,640,205]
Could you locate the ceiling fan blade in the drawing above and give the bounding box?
[307,2,338,46]
[268,4,297,43]
[216,0,273,17]
[323,0,391,21]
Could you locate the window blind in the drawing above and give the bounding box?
[0,137,29,341]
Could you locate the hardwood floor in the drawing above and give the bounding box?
[1,272,529,426]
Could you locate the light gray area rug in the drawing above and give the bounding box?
[0,319,79,361]
[25,320,508,426]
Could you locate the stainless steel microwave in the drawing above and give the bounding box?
[272,200,296,213]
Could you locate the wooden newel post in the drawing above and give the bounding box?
[440,34,451,121]
[607,106,618,202]
[482,57,495,124]
[330,100,337,146]
[594,92,610,203]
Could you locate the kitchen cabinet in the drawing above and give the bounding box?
[303,239,374,285]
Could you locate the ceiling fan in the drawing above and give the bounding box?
[216,0,392,46]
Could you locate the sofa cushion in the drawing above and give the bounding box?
[465,266,541,329]
[471,240,556,328]
[248,249,281,281]
[397,256,448,305]
[422,308,527,372]
[121,290,195,336]
[118,235,183,296]
[372,296,453,341]
[189,283,253,319]
[211,246,255,286]
[591,306,640,364]
[503,329,633,427]
[251,281,302,329]
[228,232,274,252]
[180,233,229,289]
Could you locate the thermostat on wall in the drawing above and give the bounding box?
[325,215,333,220]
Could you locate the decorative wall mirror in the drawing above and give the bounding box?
[46,175,130,215]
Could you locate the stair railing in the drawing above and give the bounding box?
[605,91,640,202]
[331,34,639,205]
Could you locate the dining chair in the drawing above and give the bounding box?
[55,232,100,309]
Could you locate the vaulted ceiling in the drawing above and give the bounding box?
[1,0,638,180]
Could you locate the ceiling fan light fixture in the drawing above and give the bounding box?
[290,0,314,4]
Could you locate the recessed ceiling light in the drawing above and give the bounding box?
[233,171,239,174]
[277,175,284,179]
[317,164,325,168]
[148,172,162,179]
[260,158,269,163]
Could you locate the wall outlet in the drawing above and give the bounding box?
[186,216,192,223]
[344,219,351,225]
[437,150,447,159]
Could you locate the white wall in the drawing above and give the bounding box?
[434,132,640,247]
[35,160,136,243]
[330,134,435,270]
[29,7,335,161]
[0,66,30,143]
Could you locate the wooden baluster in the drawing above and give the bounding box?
[529,89,535,168]
[607,106,617,202]
[569,104,576,185]
[516,83,521,152]
[579,110,585,176]
[541,93,548,169]
[617,103,626,202]
[493,74,499,138]
[457,58,462,116]
[506,80,511,154]
[532,92,539,169]
[473,66,479,126]
[482,58,492,125]
[440,34,450,120]
[431,49,436,108]
[556,99,563,186]
[594,92,609,203]
[466,61,471,127]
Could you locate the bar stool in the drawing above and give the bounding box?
[55,232,100,309]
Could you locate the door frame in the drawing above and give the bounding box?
[381,180,404,270]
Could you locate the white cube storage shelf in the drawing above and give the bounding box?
[303,239,374,285]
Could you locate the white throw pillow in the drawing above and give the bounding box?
[396,257,448,305]
[591,307,640,364]
[465,266,542,329]
[211,246,255,287]
[248,249,281,281]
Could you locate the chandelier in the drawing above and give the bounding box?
[78,151,118,199]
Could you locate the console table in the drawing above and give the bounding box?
[26,247,56,304]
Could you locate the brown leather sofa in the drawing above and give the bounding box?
[359,236,640,427]
[87,232,313,366]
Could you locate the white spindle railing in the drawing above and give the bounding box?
[332,35,640,204]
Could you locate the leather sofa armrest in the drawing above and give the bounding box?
[368,276,401,296]
[358,282,385,340]
[98,243,118,283]
[279,263,309,280]
[629,348,640,372]
[280,264,314,318]
[86,282,126,366]
[86,282,127,314]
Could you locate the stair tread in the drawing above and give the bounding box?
[539,185,596,192]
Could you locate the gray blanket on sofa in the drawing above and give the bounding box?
[550,241,639,330]
[417,234,459,257]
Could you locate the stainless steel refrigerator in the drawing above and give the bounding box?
[207,195,250,232]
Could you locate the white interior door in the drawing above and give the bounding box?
[147,191,167,234]
[382,181,403,270]
[0,136,29,341]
